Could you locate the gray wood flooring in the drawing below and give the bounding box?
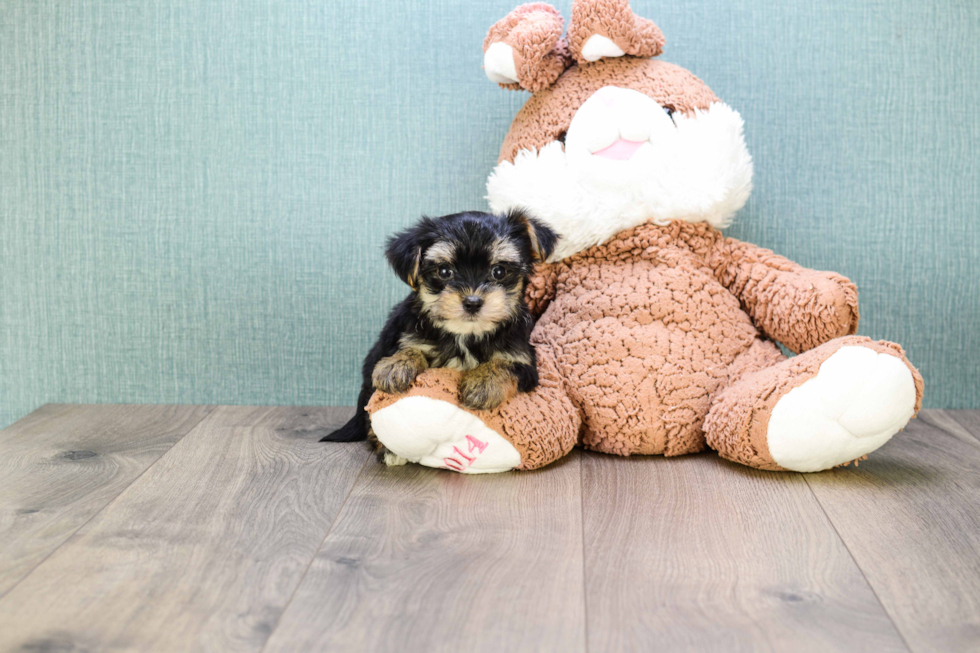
[0,405,978,652]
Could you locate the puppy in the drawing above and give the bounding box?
[321,209,558,463]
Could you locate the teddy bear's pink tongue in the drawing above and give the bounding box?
[592,138,646,160]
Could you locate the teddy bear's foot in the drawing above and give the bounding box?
[366,346,581,473]
[766,345,918,471]
[705,337,923,472]
[371,395,522,474]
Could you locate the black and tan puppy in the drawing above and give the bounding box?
[321,210,557,460]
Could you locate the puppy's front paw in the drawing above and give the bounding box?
[373,359,417,394]
[460,362,517,411]
[373,349,428,395]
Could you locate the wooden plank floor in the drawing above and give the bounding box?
[0,406,978,653]
[0,404,215,597]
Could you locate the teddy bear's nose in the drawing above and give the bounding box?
[563,85,678,161]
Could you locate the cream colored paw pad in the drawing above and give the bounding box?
[371,396,521,474]
[767,346,917,472]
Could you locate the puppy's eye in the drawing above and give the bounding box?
[437,265,454,280]
[490,265,506,281]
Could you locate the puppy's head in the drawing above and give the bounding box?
[386,210,557,336]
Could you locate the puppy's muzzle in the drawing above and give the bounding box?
[462,295,484,314]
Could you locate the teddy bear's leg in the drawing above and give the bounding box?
[366,345,580,473]
[704,336,923,472]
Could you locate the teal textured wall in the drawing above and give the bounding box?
[1,0,978,428]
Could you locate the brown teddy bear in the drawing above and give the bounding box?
[366,0,923,474]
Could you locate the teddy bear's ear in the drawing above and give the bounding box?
[484,3,573,93]
[567,0,665,65]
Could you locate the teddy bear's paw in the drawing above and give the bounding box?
[766,346,918,472]
[370,396,521,474]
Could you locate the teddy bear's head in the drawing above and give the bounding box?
[483,0,754,260]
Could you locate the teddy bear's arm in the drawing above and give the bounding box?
[524,262,560,318]
[709,237,859,354]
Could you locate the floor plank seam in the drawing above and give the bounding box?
[802,476,914,653]
[578,451,591,653]
[0,405,217,602]
[258,448,373,653]
[946,410,980,445]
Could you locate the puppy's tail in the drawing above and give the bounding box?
[320,411,367,442]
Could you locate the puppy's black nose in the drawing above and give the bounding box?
[462,295,484,314]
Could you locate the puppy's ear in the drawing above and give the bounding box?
[385,221,428,290]
[507,209,558,263]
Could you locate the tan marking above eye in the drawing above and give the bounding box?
[490,239,521,264]
[424,241,456,263]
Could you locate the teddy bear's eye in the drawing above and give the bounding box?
[556,130,567,144]
[663,106,675,121]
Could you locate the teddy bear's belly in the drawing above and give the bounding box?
[534,260,761,456]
